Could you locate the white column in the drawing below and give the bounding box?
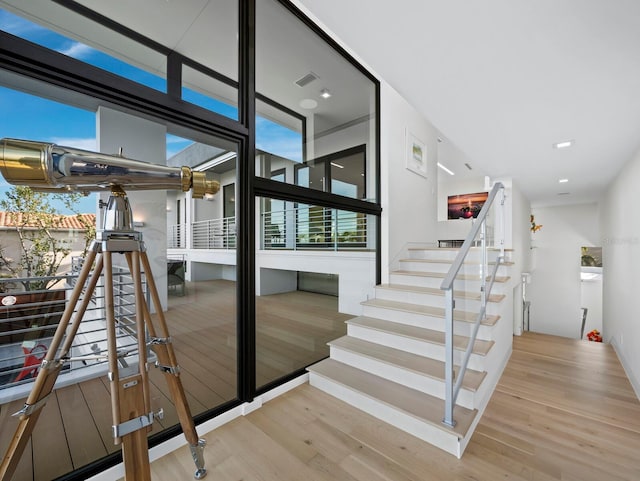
[97,106,169,311]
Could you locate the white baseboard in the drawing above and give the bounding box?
[86,372,309,481]
[610,338,640,401]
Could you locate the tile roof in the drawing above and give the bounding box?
[0,212,96,230]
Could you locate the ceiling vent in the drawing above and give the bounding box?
[295,72,319,87]
[464,163,473,170]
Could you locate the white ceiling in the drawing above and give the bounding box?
[4,0,640,207]
[300,0,640,206]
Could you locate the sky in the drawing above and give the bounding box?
[0,9,302,214]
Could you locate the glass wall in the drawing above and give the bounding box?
[0,8,167,92]
[255,0,378,203]
[0,78,240,478]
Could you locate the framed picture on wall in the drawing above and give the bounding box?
[405,128,427,178]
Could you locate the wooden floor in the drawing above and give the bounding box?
[151,332,640,481]
[0,280,350,481]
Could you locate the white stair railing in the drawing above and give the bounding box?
[440,182,505,427]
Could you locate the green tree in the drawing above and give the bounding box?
[0,186,94,291]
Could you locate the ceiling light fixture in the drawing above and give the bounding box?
[553,140,574,149]
[320,88,332,99]
[330,162,344,169]
[299,98,318,109]
[559,178,569,183]
[437,162,455,176]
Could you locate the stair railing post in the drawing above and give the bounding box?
[443,287,456,427]
[499,186,506,258]
[480,220,487,316]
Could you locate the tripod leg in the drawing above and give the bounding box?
[138,251,207,479]
[104,251,151,481]
[0,249,99,481]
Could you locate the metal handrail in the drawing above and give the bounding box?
[440,181,505,427]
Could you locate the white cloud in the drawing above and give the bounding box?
[56,42,95,60]
[0,12,43,37]
[48,137,97,151]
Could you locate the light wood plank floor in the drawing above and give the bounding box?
[151,332,640,481]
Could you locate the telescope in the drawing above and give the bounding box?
[0,138,220,198]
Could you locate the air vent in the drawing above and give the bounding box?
[295,72,319,87]
[464,163,473,170]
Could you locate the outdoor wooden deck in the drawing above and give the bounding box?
[0,279,350,480]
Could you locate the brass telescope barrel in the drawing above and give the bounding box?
[0,138,219,198]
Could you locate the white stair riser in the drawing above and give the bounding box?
[346,324,489,372]
[373,288,503,316]
[329,346,477,409]
[389,273,511,295]
[408,249,510,263]
[309,372,462,458]
[359,305,496,341]
[398,260,511,277]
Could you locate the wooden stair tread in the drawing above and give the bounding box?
[399,258,515,266]
[407,247,515,252]
[347,316,494,356]
[377,283,505,303]
[308,358,476,439]
[361,298,500,326]
[329,336,486,391]
[392,270,511,283]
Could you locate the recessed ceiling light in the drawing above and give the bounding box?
[437,162,455,176]
[553,140,574,149]
[299,98,318,109]
[320,88,332,99]
[559,178,569,183]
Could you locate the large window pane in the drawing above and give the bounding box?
[183,65,238,120]
[1,8,167,92]
[256,0,377,202]
[0,82,239,477]
[256,196,376,389]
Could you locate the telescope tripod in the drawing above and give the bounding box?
[0,230,206,480]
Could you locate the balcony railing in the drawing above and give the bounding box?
[192,216,236,250]
[263,206,368,251]
[168,223,187,249]
[168,207,371,252]
[0,267,147,396]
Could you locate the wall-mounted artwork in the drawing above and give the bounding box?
[405,129,427,178]
[447,191,489,219]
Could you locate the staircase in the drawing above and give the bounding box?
[308,245,515,458]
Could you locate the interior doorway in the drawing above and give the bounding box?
[580,246,603,340]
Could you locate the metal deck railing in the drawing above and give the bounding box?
[0,266,147,396]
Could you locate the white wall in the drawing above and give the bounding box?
[97,107,169,310]
[600,146,640,398]
[256,251,375,315]
[381,83,439,281]
[509,179,532,335]
[527,203,600,339]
